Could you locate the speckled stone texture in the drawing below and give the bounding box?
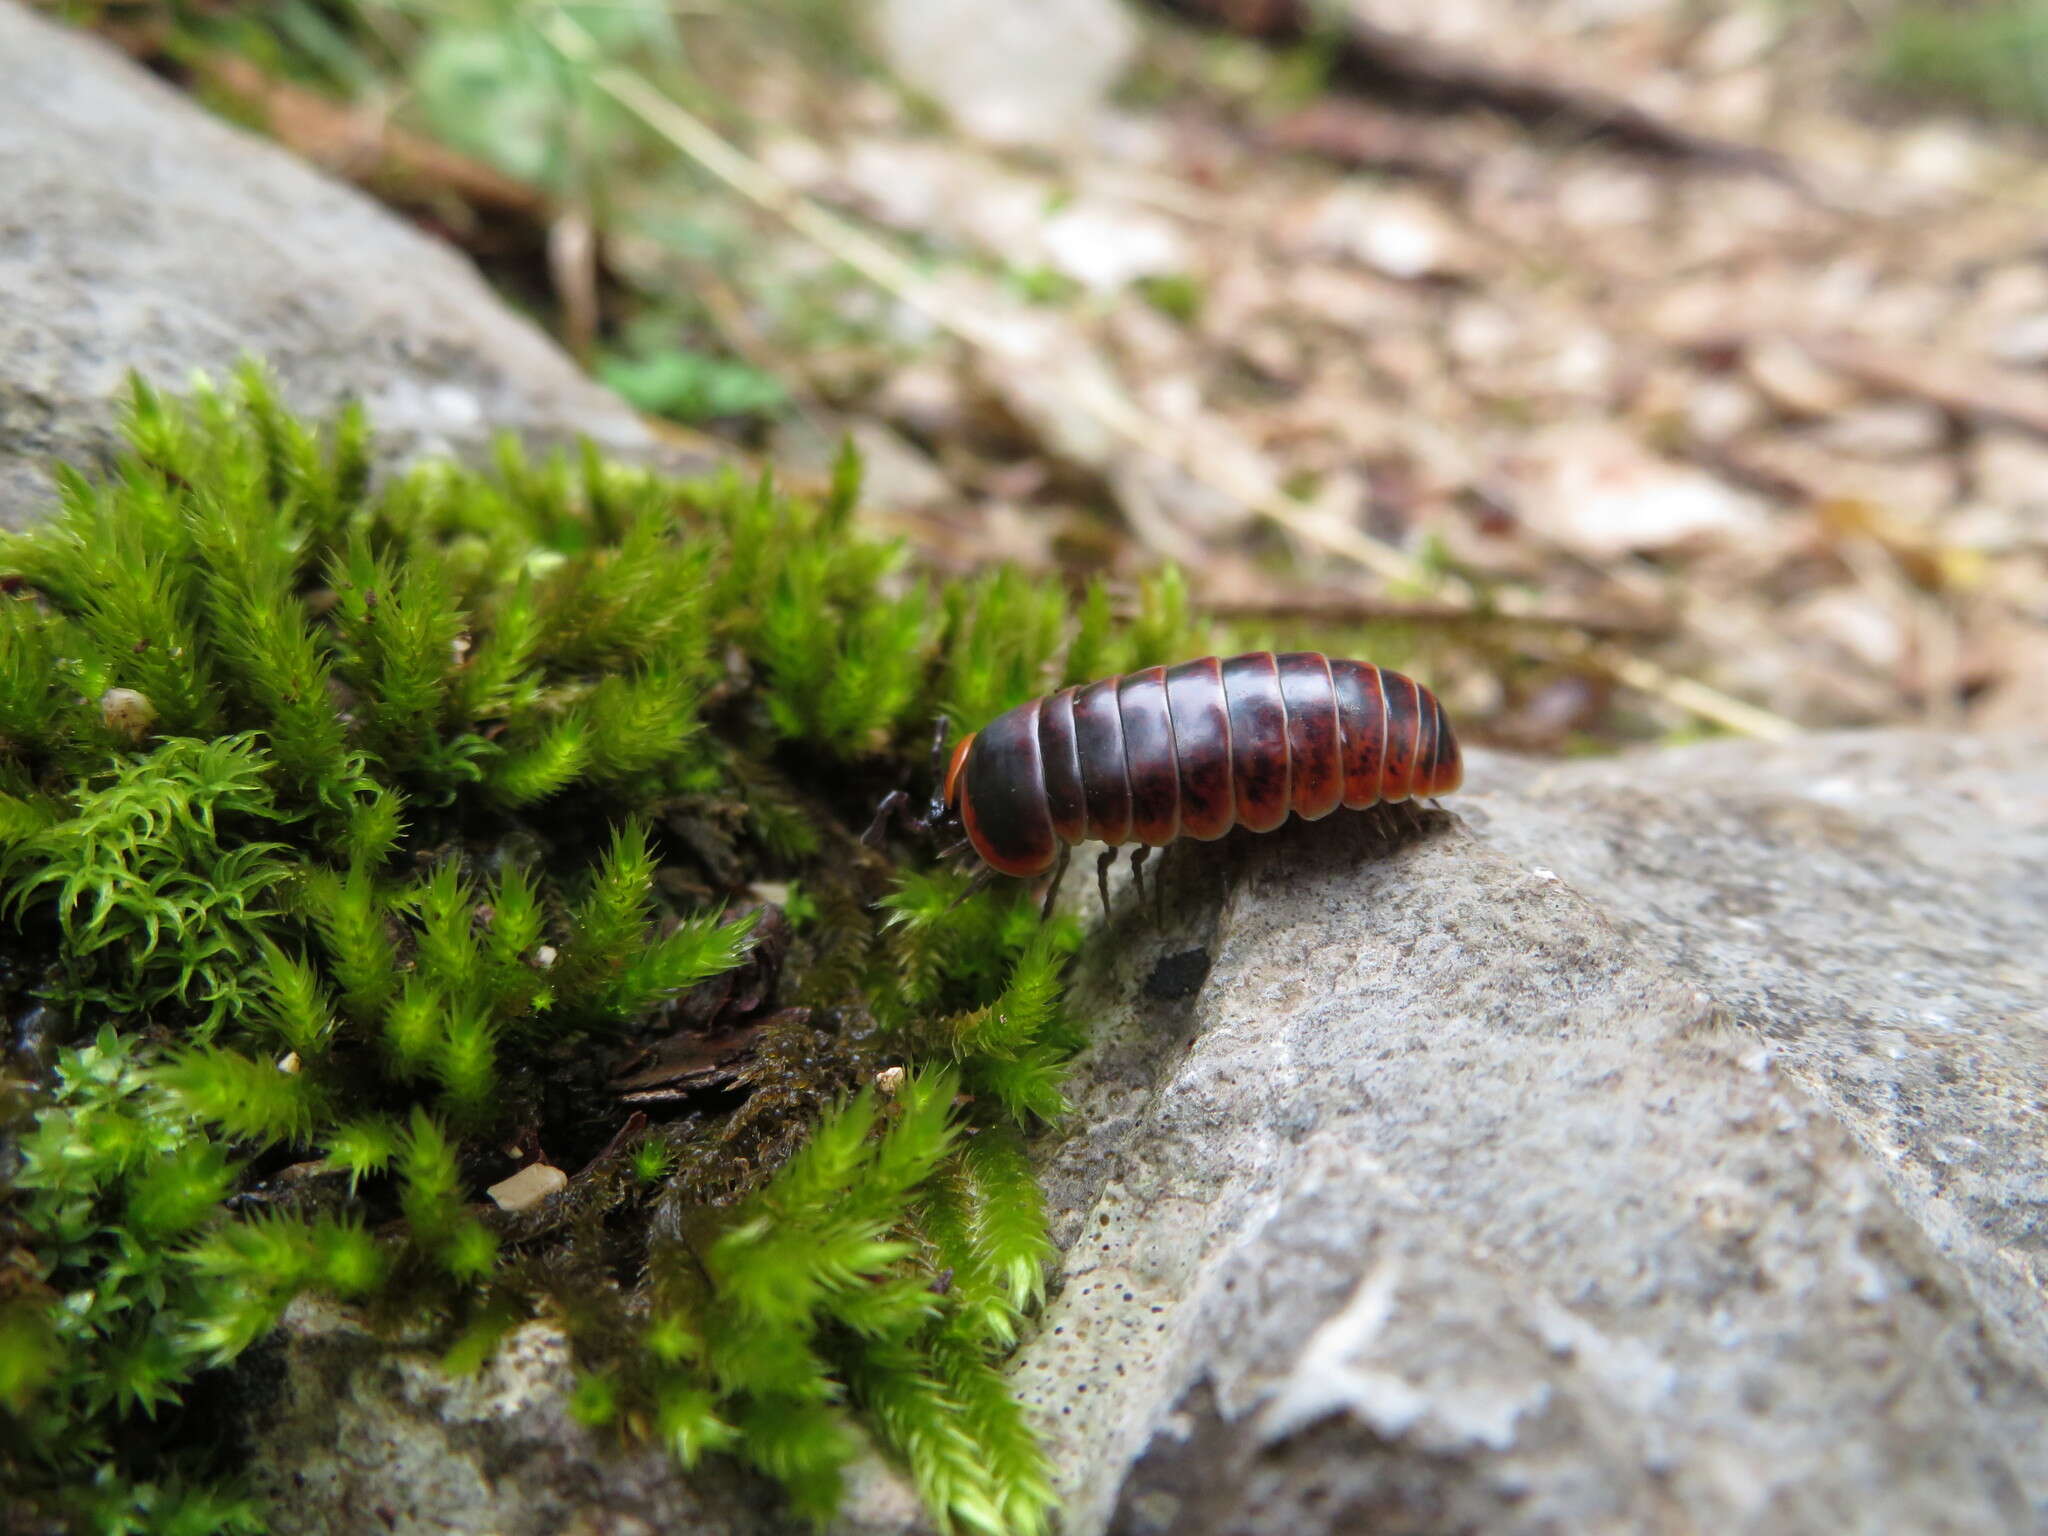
[0,3,657,530]
[1020,728,2048,1536]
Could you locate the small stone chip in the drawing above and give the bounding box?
[99,687,158,741]
[486,1162,567,1213]
[875,1066,906,1095]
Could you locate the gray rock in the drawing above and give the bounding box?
[243,729,2048,1535]
[244,1300,921,1536]
[1021,728,2048,1535]
[0,2,652,530]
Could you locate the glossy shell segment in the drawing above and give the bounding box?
[954,651,1462,877]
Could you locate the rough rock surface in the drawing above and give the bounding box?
[244,729,2048,1535]
[0,2,652,530]
[242,1300,922,1536]
[1020,728,2048,1535]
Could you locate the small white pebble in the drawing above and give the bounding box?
[277,1051,301,1075]
[875,1066,906,1096]
[487,1163,568,1212]
[99,687,158,741]
[533,945,558,969]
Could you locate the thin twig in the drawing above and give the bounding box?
[542,15,1800,742]
[1148,0,1800,182]
[1198,592,1672,638]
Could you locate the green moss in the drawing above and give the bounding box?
[0,366,1207,1534]
[1874,3,2048,127]
[1134,273,1204,325]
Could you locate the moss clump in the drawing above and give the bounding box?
[1875,3,2048,128]
[0,366,1206,1534]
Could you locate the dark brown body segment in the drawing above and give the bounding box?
[951,652,1462,878]
[1071,677,1131,847]
[1037,688,1088,846]
[959,696,1056,877]
[1331,660,1388,809]
[1118,666,1180,847]
[1221,652,1290,833]
[1379,672,1421,803]
[1164,658,1233,841]
[1425,692,1463,795]
[1277,652,1343,821]
[1412,688,1440,802]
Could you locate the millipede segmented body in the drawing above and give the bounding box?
[944,651,1461,880]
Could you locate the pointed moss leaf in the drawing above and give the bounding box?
[157,1045,324,1147]
[915,1158,1019,1351]
[826,435,863,525]
[655,1381,740,1468]
[301,863,400,1025]
[323,1117,402,1193]
[457,572,542,719]
[342,780,407,867]
[439,1217,499,1282]
[1061,576,1116,690]
[405,858,484,1000]
[316,1217,389,1296]
[327,530,465,763]
[711,1071,958,1331]
[930,1332,1056,1536]
[432,1001,499,1121]
[960,1128,1053,1312]
[0,1305,59,1414]
[846,1343,1008,1536]
[948,923,1068,1059]
[604,906,759,1021]
[567,1371,620,1429]
[486,714,592,805]
[123,1141,236,1240]
[397,1106,462,1241]
[734,1397,857,1528]
[0,790,59,847]
[582,666,702,782]
[382,976,442,1075]
[967,1043,1069,1127]
[254,939,340,1057]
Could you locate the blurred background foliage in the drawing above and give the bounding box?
[38,0,2048,745]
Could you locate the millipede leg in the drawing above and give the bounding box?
[862,789,922,848]
[937,837,972,861]
[1040,844,1072,923]
[945,865,998,912]
[1096,847,1118,918]
[1130,846,1150,914]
